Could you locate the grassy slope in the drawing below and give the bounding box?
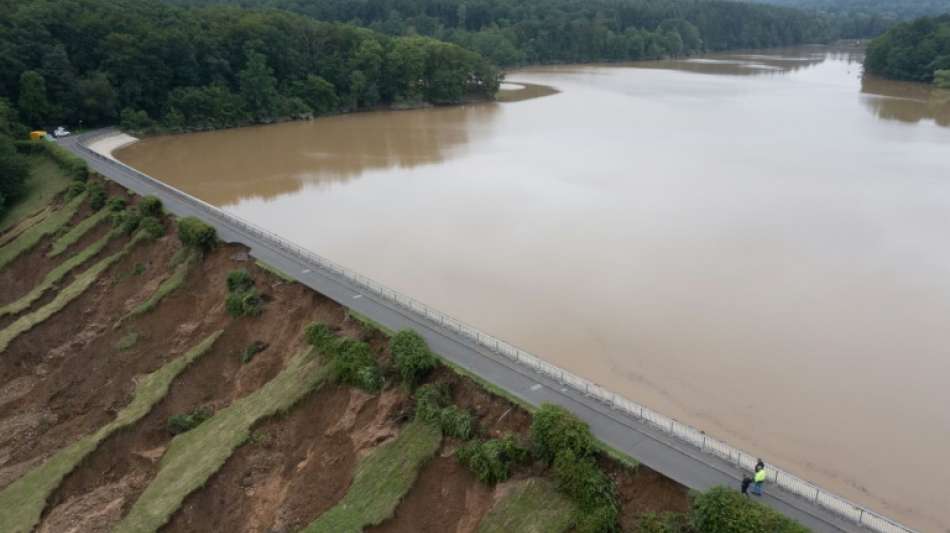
[116,250,196,328]
[300,421,443,533]
[0,230,117,318]
[0,231,144,353]
[47,207,110,257]
[478,478,577,533]
[0,207,51,247]
[0,330,223,533]
[0,155,73,234]
[0,192,86,271]
[115,348,327,533]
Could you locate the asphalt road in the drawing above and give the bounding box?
[60,132,869,533]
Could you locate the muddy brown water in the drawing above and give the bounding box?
[118,45,950,532]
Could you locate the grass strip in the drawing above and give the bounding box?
[0,231,144,354]
[0,230,117,318]
[0,155,72,234]
[0,330,222,533]
[115,348,327,533]
[477,478,577,533]
[47,208,110,258]
[0,192,86,271]
[300,420,442,533]
[0,207,52,247]
[115,250,196,329]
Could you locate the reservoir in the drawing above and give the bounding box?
[117,45,950,531]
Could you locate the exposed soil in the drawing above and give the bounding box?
[0,202,107,309]
[36,255,346,532]
[162,384,409,533]
[602,459,691,531]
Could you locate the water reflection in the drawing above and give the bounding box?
[861,76,950,127]
[117,102,504,205]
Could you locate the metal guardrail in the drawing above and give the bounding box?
[76,133,916,533]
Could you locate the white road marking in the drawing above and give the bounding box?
[530,384,542,392]
[353,294,363,299]
[302,269,311,274]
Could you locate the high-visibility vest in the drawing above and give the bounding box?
[754,469,767,483]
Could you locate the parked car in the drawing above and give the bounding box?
[53,126,71,138]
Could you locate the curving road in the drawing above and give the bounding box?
[59,130,876,533]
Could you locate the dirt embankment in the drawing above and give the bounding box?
[35,261,344,532]
[0,175,692,533]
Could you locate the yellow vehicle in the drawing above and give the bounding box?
[29,130,47,140]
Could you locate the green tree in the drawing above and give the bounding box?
[239,50,280,121]
[936,69,950,88]
[0,135,30,211]
[18,71,51,127]
[290,75,338,115]
[77,71,118,125]
[120,108,155,132]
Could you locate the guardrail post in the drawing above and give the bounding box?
[858,509,865,525]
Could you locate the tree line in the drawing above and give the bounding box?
[166,0,834,66]
[0,0,500,135]
[740,0,950,39]
[864,14,950,85]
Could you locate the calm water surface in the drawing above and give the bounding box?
[119,46,950,531]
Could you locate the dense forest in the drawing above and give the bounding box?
[0,0,499,136]
[864,14,950,85]
[745,0,950,38]
[166,0,833,66]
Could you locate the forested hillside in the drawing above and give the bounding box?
[743,0,950,37]
[165,0,832,66]
[0,0,499,135]
[864,14,950,84]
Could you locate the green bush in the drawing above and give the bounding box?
[689,487,808,533]
[553,450,617,513]
[439,404,474,439]
[576,504,621,533]
[45,141,89,181]
[88,183,107,210]
[138,215,164,240]
[138,195,163,217]
[225,269,263,317]
[553,449,620,533]
[531,404,595,464]
[167,406,213,435]
[65,180,86,199]
[177,216,216,252]
[111,207,142,236]
[227,269,254,292]
[241,340,268,363]
[390,329,438,387]
[106,196,127,212]
[328,338,383,392]
[305,322,337,351]
[226,287,262,317]
[413,383,473,438]
[414,383,450,424]
[16,141,89,181]
[457,435,530,484]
